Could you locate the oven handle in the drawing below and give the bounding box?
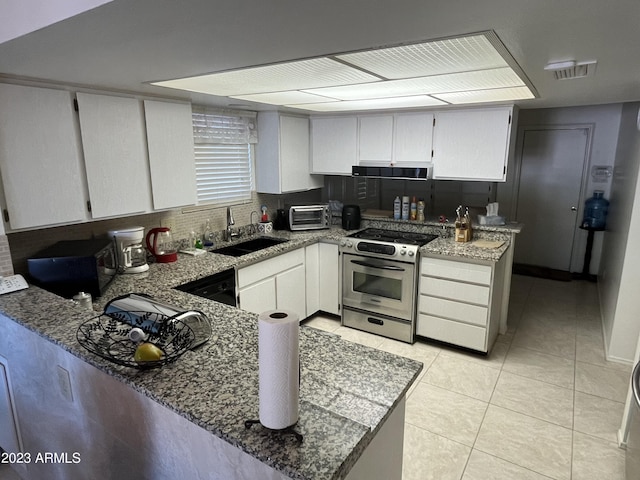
[350,259,406,271]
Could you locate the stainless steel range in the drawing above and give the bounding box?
[340,228,438,344]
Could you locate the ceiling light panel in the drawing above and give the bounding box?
[287,95,448,112]
[230,90,335,105]
[302,67,525,101]
[432,86,535,104]
[153,58,380,96]
[336,34,508,79]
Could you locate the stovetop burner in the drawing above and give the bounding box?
[348,228,438,246]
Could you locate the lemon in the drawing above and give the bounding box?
[134,342,164,363]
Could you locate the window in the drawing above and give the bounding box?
[192,107,257,205]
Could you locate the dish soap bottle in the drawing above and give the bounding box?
[203,219,214,248]
[393,196,401,220]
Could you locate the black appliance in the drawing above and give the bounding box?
[27,238,115,299]
[174,268,237,306]
[273,208,289,230]
[342,205,361,230]
[352,165,432,180]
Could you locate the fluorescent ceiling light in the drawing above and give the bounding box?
[285,95,448,112]
[151,31,536,112]
[432,86,535,104]
[155,57,380,96]
[300,68,525,101]
[335,34,508,79]
[230,90,334,105]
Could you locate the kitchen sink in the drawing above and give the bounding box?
[211,237,289,257]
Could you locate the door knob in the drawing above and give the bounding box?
[571,206,577,211]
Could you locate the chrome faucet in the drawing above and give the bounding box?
[225,206,240,241]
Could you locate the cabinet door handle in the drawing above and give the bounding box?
[351,260,405,271]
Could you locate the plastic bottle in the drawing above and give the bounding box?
[582,190,609,229]
[393,196,401,220]
[410,196,417,221]
[417,199,425,222]
[203,219,214,247]
[401,196,410,221]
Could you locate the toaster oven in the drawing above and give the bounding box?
[288,204,331,231]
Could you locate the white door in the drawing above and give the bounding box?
[514,128,589,271]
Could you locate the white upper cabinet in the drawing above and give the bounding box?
[77,92,152,218]
[358,112,434,167]
[358,115,394,163]
[256,112,323,194]
[393,112,434,165]
[0,83,87,230]
[310,116,358,175]
[143,100,196,210]
[432,107,513,182]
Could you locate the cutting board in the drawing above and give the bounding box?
[472,239,505,249]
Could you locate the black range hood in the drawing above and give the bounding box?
[351,165,432,180]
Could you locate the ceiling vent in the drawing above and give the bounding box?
[544,60,597,80]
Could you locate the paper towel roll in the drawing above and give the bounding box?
[258,310,299,430]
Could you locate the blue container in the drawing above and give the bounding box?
[582,190,609,229]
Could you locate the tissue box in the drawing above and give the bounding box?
[478,215,506,226]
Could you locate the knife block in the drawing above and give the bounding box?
[455,226,472,242]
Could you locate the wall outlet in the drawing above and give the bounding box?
[56,365,73,403]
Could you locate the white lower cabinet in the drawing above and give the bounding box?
[237,248,307,320]
[417,255,504,353]
[318,242,340,315]
[305,242,340,316]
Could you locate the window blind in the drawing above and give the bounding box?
[192,107,256,205]
[194,143,252,204]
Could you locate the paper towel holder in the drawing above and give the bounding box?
[244,419,303,442]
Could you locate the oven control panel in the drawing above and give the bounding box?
[340,239,419,262]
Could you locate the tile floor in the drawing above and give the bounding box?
[0,274,630,480]
[305,274,631,480]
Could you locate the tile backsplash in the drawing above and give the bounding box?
[0,235,14,276]
[8,189,322,275]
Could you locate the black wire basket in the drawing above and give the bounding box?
[76,310,196,369]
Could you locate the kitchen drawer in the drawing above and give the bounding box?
[421,257,491,285]
[418,295,488,327]
[417,314,487,351]
[420,276,490,305]
[343,308,413,344]
[237,248,304,288]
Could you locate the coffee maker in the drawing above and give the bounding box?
[107,226,149,274]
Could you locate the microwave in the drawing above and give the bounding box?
[27,238,116,299]
[288,204,331,231]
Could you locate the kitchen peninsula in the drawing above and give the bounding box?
[0,228,421,480]
[0,221,519,479]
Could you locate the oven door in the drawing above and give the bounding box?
[342,253,416,320]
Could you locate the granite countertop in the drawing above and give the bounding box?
[0,223,518,478]
[0,227,421,480]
